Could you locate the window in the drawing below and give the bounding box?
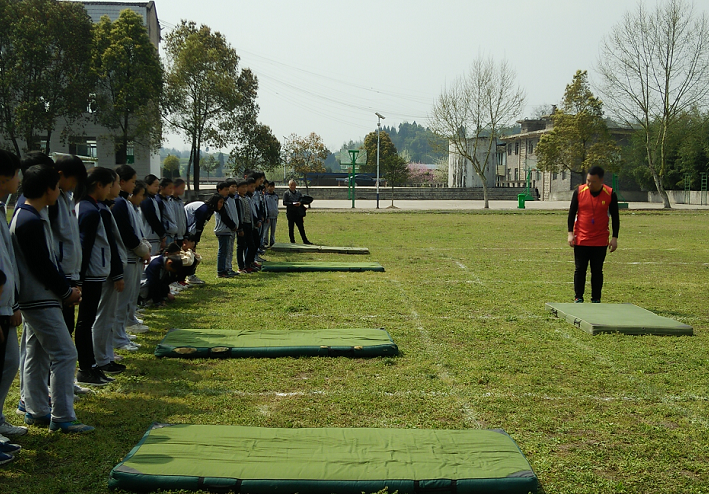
[561,171,566,180]
[514,142,519,155]
[115,141,135,165]
[69,137,97,158]
[536,171,541,181]
[514,168,518,181]
[507,143,512,155]
[527,140,534,154]
[553,172,558,180]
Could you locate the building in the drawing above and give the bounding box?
[448,115,636,200]
[447,136,500,188]
[1,1,162,177]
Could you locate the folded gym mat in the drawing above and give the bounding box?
[269,242,370,254]
[154,328,398,358]
[109,424,538,494]
[262,261,384,272]
[546,302,693,335]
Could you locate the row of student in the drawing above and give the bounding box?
[212,174,280,278]
[0,152,221,465]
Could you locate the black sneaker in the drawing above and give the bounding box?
[96,368,115,383]
[76,369,110,387]
[98,361,126,375]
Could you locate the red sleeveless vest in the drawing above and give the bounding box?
[574,184,612,246]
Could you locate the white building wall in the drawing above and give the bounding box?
[447,137,497,188]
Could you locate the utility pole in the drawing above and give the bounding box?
[282,136,287,183]
[375,112,385,209]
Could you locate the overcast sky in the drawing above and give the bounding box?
[156,0,657,152]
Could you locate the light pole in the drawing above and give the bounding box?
[282,136,288,183]
[375,112,385,209]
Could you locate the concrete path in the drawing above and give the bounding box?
[305,200,709,211]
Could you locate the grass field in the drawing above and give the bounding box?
[1,209,708,493]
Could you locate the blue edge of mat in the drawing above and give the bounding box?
[109,424,539,494]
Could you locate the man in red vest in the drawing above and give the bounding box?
[567,166,620,303]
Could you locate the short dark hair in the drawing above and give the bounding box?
[173,178,185,188]
[159,178,173,189]
[115,164,137,182]
[181,234,194,243]
[20,151,54,173]
[246,177,255,185]
[22,164,60,199]
[165,242,181,255]
[225,177,237,186]
[587,166,605,179]
[216,181,229,191]
[0,149,21,178]
[144,174,159,186]
[55,155,88,185]
[236,180,248,188]
[133,180,147,196]
[165,255,184,269]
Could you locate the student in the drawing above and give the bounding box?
[178,235,202,281]
[170,178,187,244]
[263,181,279,247]
[157,178,178,246]
[92,170,128,375]
[0,150,24,440]
[112,169,151,349]
[141,175,165,255]
[10,165,90,433]
[140,249,183,306]
[248,172,266,255]
[50,156,87,337]
[236,179,258,273]
[224,178,239,276]
[214,182,238,278]
[74,167,118,387]
[0,268,22,465]
[184,194,224,246]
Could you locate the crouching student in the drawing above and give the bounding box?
[112,169,151,351]
[140,248,183,307]
[178,235,201,281]
[0,150,24,442]
[10,165,90,433]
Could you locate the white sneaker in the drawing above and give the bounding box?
[127,334,137,340]
[135,318,144,324]
[113,353,124,361]
[116,343,140,351]
[188,274,206,285]
[74,383,93,395]
[0,421,28,437]
[126,324,149,334]
[170,283,183,292]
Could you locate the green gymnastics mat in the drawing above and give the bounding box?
[262,261,384,272]
[154,328,398,358]
[546,303,693,336]
[109,424,538,493]
[269,242,370,254]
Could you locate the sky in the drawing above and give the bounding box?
[155,0,652,153]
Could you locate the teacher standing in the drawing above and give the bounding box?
[282,180,312,245]
[567,166,620,304]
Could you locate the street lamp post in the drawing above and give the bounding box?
[282,136,287,183]
[375,112,385,209]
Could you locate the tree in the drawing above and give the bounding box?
[0,0,94,156]
[229,122,280,177]
[598,0,709,208]
[283,132,328,193]
[200,154,218,178]
[163,21,258,191]
[536,70,621,175]
[429,56,525,208]
[383,154,410,208]
[361,130,397,173]
[93,9,163,164]
[162,154,180,178]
